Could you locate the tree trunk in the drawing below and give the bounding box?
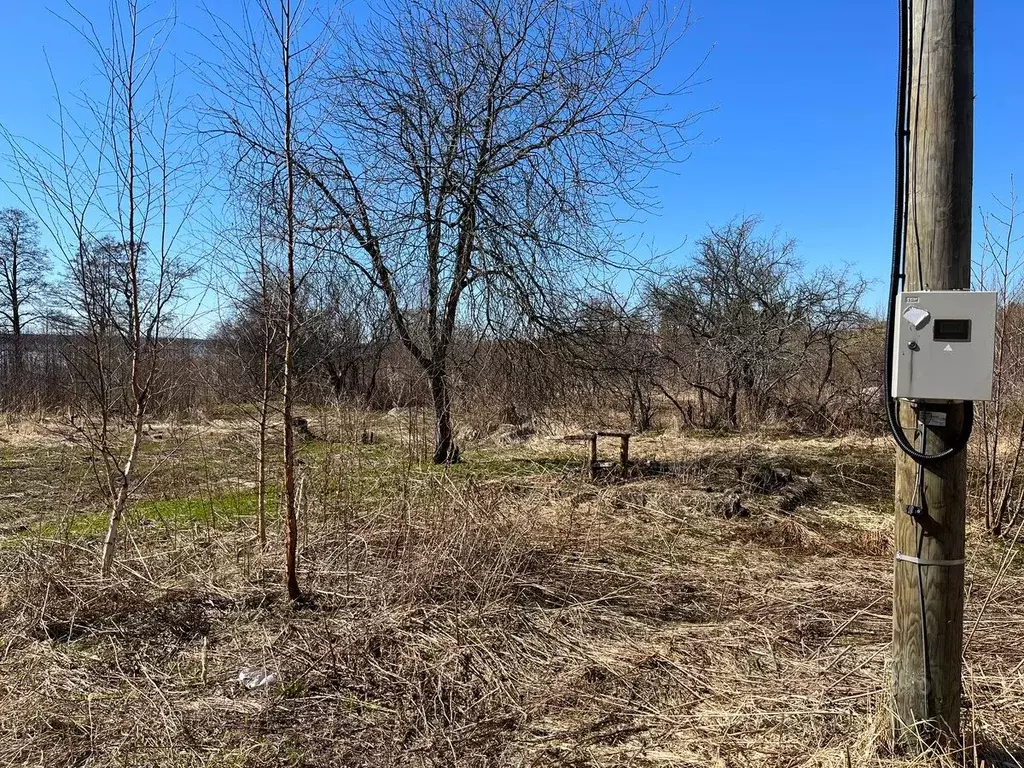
[630,377,652,433]
[100,402,145,578]
[256,342,270,549]
[364,354,381,407]
[10,297,23,394]
[324,358,349,400]
[282,381,300,600]
[281,0,301,602]
[727,384,739,429]
[428,369,458,464]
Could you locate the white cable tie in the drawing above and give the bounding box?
[895,552,964,567]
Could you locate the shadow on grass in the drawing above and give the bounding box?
[31,586,224,644]
[973,741,1024,768]
[433,455,582,479]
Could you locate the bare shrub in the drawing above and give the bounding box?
[975,185,1024,537]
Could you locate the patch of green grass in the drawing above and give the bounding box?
[296,440,583,509]
[0,508,108,543]
[298,437,404,467]
[300,435,582,478]
[135,489,279,526]
[15,490,279,542]
[63,511,109,538]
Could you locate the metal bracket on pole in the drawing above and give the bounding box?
[895,552,965,567]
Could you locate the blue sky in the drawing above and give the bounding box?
[1,0,1021,314]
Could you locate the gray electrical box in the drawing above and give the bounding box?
[891,290,997,402]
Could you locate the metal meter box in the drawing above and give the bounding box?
[891,290,997,402]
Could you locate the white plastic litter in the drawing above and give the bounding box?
[237,667,278,689]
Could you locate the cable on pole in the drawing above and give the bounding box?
[884,0,974,466]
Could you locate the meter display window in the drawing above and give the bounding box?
[933,318,972,342]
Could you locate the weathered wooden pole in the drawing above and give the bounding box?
[892,0,973,748]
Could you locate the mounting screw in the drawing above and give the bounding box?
[908,341,920,351]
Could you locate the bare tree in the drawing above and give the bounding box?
[311,273,393,406]
[281,0,307,600]
[650,216,872,431]
[233,0,700,463]
[795,266,871,431]
[565,291,662,432]
[0,208,50,387]
[206,0,320,600]
[975,184,1024,537]
[651,217,805,428]
[5,0,199,577]
[212,200,285,549]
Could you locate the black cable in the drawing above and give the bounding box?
[910,0,929,290]
[884,0,974,466]
[912,414,933,720]
[914,524,932,716]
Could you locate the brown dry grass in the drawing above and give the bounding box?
[0,413,1021,767]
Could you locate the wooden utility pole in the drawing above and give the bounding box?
[892,0,973,748]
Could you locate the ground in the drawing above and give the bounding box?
[0,410,1021,767]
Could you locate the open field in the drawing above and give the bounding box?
[0,411,1021,767]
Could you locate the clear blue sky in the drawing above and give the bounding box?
[1,0,1022,312]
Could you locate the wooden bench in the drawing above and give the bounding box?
[563,431,632,476]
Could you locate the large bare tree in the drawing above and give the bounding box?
[224,0,699,463]
[651,217,804,428]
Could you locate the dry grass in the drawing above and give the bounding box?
[0,413,1021,766]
